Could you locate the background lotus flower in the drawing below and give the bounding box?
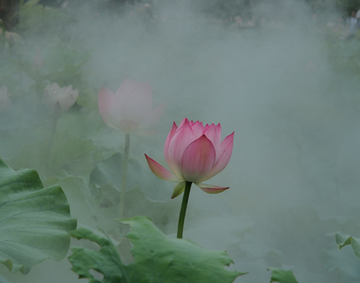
[43,83,79,115]
[0,86,11,112]
[98,79,164,135]
[98,79,164,218]
[42,83,79,174]
[145,118,234,199]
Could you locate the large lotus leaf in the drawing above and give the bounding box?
[122,216,247,282]
[0,60,23,101]
[87,183,192,236]
[89,153,237,236]
[268,268,299,283]
[44,171,179,240]
[336,233,360,258]
[47,130,102,175]
[88,153,184,234]
[7,126,103,177]
[42,46,90,73]
[0,158,77,274]
[89,153,142,193]
[59,173,187,240]
[88,149,171,200]
[120,186,183,234]
[21,43,89,90]
[75,88,99,109]
[0,274,10,283]
[52,176,123,237]
[69,228,126,283]
[19,0,72,35]
[228,236,283,267]
[44,65,84,88]
[69,216,247,283]
[225,236,283,283]
[57,111,103,140]
[22,42,88,77]
[323,245,360,281]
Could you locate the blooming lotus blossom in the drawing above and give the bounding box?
[0,86,11,112]
[98,79,164,135]
[43,83,79,115]
[145,118,234,198]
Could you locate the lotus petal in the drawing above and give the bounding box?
[98,79,163,135]
[181,135,216,182]
[145,154,179,182]
[201,131,234,182]
[195,183,230,194]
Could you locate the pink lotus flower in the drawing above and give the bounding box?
[145,118,234,198]
[43,83,79,115]
[0,86,11,112]
[98,79,164,135]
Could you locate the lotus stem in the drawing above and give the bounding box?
[119,133,130,219]
[335,175,340,205]
[43,117,58,174]
[33,81,41,117]
[177,181,192,239]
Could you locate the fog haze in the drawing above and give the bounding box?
[1,0,360,282]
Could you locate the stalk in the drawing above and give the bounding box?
[33,81,41,118]
[43,117,58,175]
[119,133,130,219]
[177,181,192,239]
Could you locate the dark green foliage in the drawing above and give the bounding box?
[0,158,77,274]
[336,233,360,258]
[268,268,299,283]
[69,216,247,283]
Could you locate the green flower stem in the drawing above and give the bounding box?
[43,117,58,175]
[119,133,130,219]
[177,181,192,239]
[33,81,41,117]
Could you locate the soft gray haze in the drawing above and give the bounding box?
[2,0,360,282]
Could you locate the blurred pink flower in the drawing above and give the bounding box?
[0,86,11,112]
[43,83,79,116]
[145,118,234,198]
[98,79,164,135]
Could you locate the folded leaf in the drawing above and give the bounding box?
[336,232,360,258]
[69,216,247,283]
[268,267,299,283]
[0,158,77,274]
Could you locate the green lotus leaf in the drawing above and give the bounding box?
[8,126,103,177]
[268,268,299,283]
[336,233,360,258]
[0,274,10,283]
[89,153,141,193]
[0,158,77,274]
[323,245,360,281]
[69,216,247,283]
[268,267,298,283]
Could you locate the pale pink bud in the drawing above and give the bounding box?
[98,79,164,135]
[43,83,79,116]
